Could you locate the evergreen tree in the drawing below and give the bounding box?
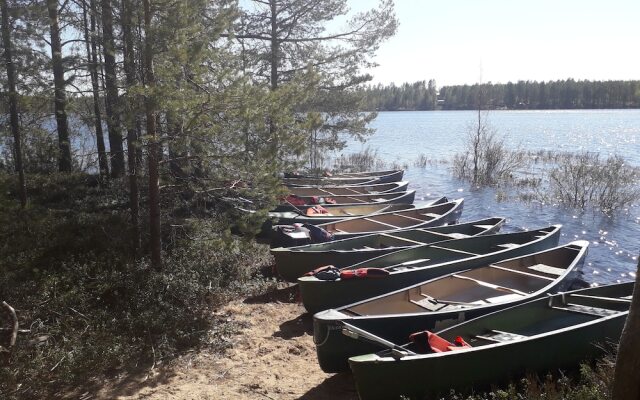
[234,0,398,169]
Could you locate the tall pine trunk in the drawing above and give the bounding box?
[143,0,161,269]
[612,257,640,399]
[101,0,125,178]
[82,0,109,178]
[122,0,140,255]
[268,0,279,162]
[46,0,72,172]
[1,0,27,207]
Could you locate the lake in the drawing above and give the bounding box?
[342,110,640,285]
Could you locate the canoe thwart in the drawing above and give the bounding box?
[552,303,620,317]
[488,264,556,281]
[528,263,566,276]
[474,330,528,343]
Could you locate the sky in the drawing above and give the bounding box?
[351,0,640,86]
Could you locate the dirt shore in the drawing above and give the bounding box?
[96,285,359,400]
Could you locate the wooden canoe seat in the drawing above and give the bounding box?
[552,303,620,317]
[475,330,527,343]
[495,243,519,249]
[379,233,425,246]
[451,274,528,296]
[445,232,470,239]
[345,196,367,203]
[410,297,448,312]
[488,264,556,281]
[421,213,441,219]
[362,218,400,229]
[528,263,566,276]
[428,245,478,256]
[568,294,633,304]
[396,214,427,222]
[473,224,494,230]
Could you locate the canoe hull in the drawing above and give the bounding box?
[298,226,562,313]
[313,242,587,372]
[349,282,633,400]
[273,217,505,282]
[272,190,417,211]
[350,315,625,400]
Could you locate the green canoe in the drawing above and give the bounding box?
[272,190,416,211]
[272,217,505,282]
[349,281,634,400]
[267,202,416,226]
[284,170,404,186]
[313,240,589,372]
[298,225,562,313]
[287,181,409,197]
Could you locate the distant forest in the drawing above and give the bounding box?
[362,79,640,111]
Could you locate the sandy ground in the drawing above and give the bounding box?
[96,285,359,400]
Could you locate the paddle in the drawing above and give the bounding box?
[340,321,416,359]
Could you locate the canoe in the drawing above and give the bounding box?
[267,203,417,227]
[284,170,404,186]
[285,169,404,180]
[287,181,410,197]
[317,198,464,240]
[272,190,416,211]
[298,225,562,313]
[349,281,634,400]
[269,197,460,248]
[313,241,589,372]
[272,217,506,282]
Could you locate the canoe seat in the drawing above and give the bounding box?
[552,303,620,317]
[473,224,494,230]
[495,243,519,249]
[421,213,441,219]
[410,297,449,312]
[445,232,470,239]
[528,263,566,276]
[488,264,556,281]
[396,214,426,222]
[363,218,400,229]
[428,245,478,256]
[379,233,425,246]
[474,330,527,343]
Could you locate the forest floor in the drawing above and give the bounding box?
[94,284,359,400]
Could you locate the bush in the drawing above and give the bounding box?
[546,152,640,213]
[0,172,274,399]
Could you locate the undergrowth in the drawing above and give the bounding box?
[0,172,275,399]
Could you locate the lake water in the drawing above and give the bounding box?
[343,110,640,285]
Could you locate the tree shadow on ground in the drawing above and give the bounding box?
[243,283,300,304]
[298,372,359,400]
[274,312,313,339]
[68,366,178,400]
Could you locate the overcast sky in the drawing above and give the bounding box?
[354,0,640,86]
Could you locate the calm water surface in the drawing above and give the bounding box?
[343,110,640,284]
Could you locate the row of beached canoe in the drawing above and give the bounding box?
[264,169,634,400]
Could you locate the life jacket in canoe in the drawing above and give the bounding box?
[305,205,330,216]
[339,268,390,279]
[305,265,340,281]
[409,330,472,353]
[303,223,334,243]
